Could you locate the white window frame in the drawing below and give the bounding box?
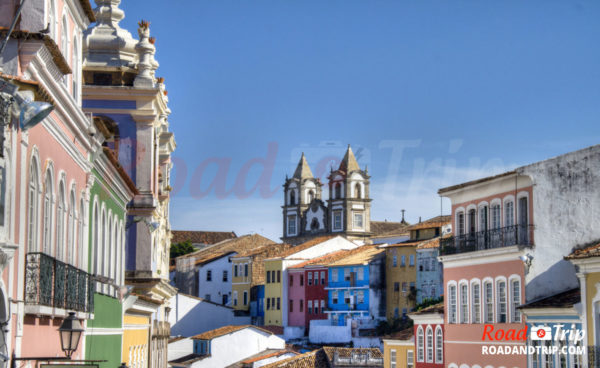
[504,197,515,227]
[496,277,507,323]
[448,282,457,324]
[390,349,396,368]
[333,210,342,231]
[416,326,424,362]
[56,179,66,261]
[353,211,364,229]
[27,156,40,252]
[407,350,414,368]
[435,326,443,363]
[459,281,469,324]
[42,169,53,255]
[509,276,521,323]
[287,214,297,236]
[471,280,481,324]
[483,278,494,323]
[426,326,433,363]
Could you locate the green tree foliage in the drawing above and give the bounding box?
[376,317,413,336]
[170,240,195,259]
[415,296,444,311]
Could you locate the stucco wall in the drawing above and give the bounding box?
[197,255,234,304]
[309,319,351,344]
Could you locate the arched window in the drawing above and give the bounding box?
[61,16,69,86]
[113,216,118,284]
[56,182,65,261]
[107,211,112,281]
[468,209,476,233]
[505,201,514,227]
[511,278,521,322]
[289,190,296,205]
[416,326,424,362]
[334,183,341,199]
[101,209,106,277]
[497,280,507,323]
[78,198,84,268]
[93,203,99,275]
[27,158,40,252]
[72,36,79,100]
[426,326,433,362]
[448,284,457,323]
[42,171,53,254]
[435,327,443,363]
[354,183,361,198]
[67,189,75,264]
[307,190,314,203]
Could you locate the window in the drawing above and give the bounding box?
[223,270,228,282]
[243,291,248,305]
[277,270,281,283]
[314,274,319,285]
[357,290,364,304]
[289,190,296,205]
[334,183,341,199]
[244,264,249,277]
[287,215,297,235]
[277,297,280,310]
[333,292,338,304]
[321,300,325,312]
[72,37,79,100]
[394,282,399,292]
[357,268,363,280]
[344,290,350,304]
[289,275,293,286]
[42,172,53,254]
[299,300,303,312]
[480,205,488,231]
[484,281,493,323]
[491,204,501,229]
[332,269,338,282]
[409,254,415,266]
[300,275,304,285]
[402,282,407,293]
[333,210,342,230]
[449,284,457,323]
[511,279,521,322]
[353,212,363,229]
[460,283,468,323]
[231,292,236,306]
[401,255,406,266]
[266,297,270,310]
[289,300,293,313]
[27,159,40,252]
[426,327,433,362]
[308,272,313,285]
[344,268,350,281]
[472,283,481,323]
[266,270,271,283]
[392,251,397,267]
[468,209,476,233]
[457,211,465,235]
[205,294,211,302]
[307,190,314,203]
[61,16,69,86]
[390,349,396,368]
[206,270,212,281]
[354,183,361,198]
[320,271,325,285]
[407,350,414,368]
[78,199,84,268]
[435,327,443,363]
[308,300,312,314]
[497,280,507,323]
[315,300,319,314]
[222,294,228,305]
[56,183,66,261]
[417,327,424,362]
[505,201,514,226]
[234,265,238,277]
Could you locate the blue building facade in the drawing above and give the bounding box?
[326,264,371,326]
[250,285,265,325]
[416,245,444,304]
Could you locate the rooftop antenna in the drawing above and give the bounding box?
[401,209,405,222]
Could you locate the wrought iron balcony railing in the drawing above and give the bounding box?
[25,252,94,313]
[440,225,534,256]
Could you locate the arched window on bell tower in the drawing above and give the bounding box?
[290,190,296,205]
[307,190,314,203]
[355,183,361,199]
[334,183,341,199]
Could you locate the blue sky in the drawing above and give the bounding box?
[118,1,600,241]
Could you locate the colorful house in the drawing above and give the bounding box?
[408,303,444,368]
[85,147,137,368]
[383,242,418,319]
[382,328,414,368]
[263,235,359,326]
[325,245,385,327]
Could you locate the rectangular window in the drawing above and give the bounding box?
[449,285,457,323]
[223,270,228,282]
[357,268,364,280]
[511,279,521,322]
[457,212,465,235]
[206,270,212,281]
[344,268,350,281]
[394,282,400,292]
[344,290,350,304]
[266,298,270,310]
[357,290,364,304]
[289,300,293,312]
[402,282,407,293]
[485,282,494,323]
[333,292,338,304]
[333,210,342,230]
[234,265,238,277]
[205,294,211,302]
[321,271,326,285]
[505,201,514,227]
[300,299,304,312]
[289,275,293,287]
[460,284,468,323]
[409,254,415,266]
[407,350,414,368]
[401,255,406,266]
[277,297,281,310]
[233,291,238,306]
[267,270,271,283]
[308,300,312,314]
[480,205,489,231]
[472,283,481,323]
[243,291,248,305]
[390,349,396,368]
[277,270,281,283]
[353,212,363,229]
[497,281,507,323]
[332,269,338,282]
[392,252,397,267]
[244,264,249,277]
[300,275,304,285]
[492,204,501,229]
[321,300,325,312]
[308,272,313,285]
[288,214,297,235]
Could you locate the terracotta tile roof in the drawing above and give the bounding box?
[416,237,441,250]
[261,348,329,368]
[269,235,337,259]
[260,325,284,335]
[171,230,237,245]
[191,325,274,340]
[326,245,384,267]
[383,241,421,248]
[0,72,55,105]
[236,349,298,366]
[410,302,444,315]
[0,28,71,74]
[288,249,354,269]
[519,288,580,309]
[565,241,600,260]
[176,234,275,267]
[383,327,414,341]
[322,346,383,360]
[404,215,451,231]
[232,243,294,285]
[370,221,410,237]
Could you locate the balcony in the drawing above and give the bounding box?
[590,346,600,368]
[25,252,94,315]
[440,225,534,256]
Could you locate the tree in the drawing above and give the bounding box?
[170,240,195,259]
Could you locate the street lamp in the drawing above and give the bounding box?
[58,312,84,359]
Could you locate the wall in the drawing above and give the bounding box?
[383,340,413,368]
[386,246,417,319]
[305,267,329,330]
[193,328,285,368]
[169,293,250,337]
[232,258,251,311]
[309,319,351,344]
[416,248,443,304]
[122,314,150,367]
[198,254,234,304]
[168,338,193,362]
[86,294,123,368]
[287,269,305,327]
[264,259,283,326]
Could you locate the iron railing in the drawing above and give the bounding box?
[25,252,93,313]
[590,345,600,368]
[440,225,534,256]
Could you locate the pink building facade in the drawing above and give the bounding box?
[287,268,306,328]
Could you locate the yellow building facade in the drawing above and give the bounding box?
[122,314,151,367]
[382,328,414,368]
[264,259,284,326]
[385,243,418,319]
[231,257,252,311]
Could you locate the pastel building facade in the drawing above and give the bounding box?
[384,243,417,319]
[408,303,444,368]
[382,328,414,368]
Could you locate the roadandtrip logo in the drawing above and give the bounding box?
[480,324,586,356]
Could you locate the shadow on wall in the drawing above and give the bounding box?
[526,259,579,303]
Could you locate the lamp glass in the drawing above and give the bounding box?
[59,312,84,358]
[19,101,54,130]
